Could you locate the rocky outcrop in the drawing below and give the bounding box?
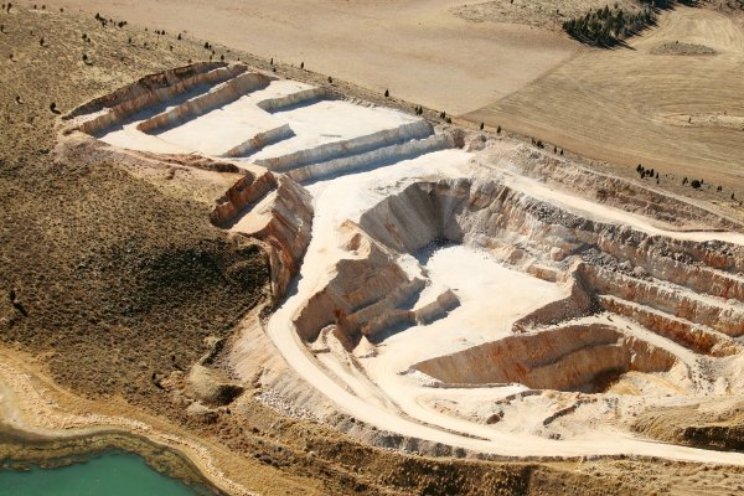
[68,63,248,135]
[137,72,273,134]
[503,147,744,231]
[512,265,593,332]
[287,135,452,183]
[413,323,677,392]
[65,62,227,119]
[598,295,740,357]
[255,120,434,173]
[291,221,462,347]
[293,223,427,345]
[186,364,244,406]
[633,402,744,452]
[238,176,313,301]
[210,171,278,228]
[582,265,744,337]
[208,169,313,302]
[222,124,295,158]
[256,87,329,113]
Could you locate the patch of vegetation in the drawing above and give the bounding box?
[0,7,268,405]
[562,4,657,46]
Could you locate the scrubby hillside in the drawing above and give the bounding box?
[0,5,268,405]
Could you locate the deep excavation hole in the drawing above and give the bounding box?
[412,324,678,394]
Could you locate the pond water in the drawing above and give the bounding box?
[0,451,206,496]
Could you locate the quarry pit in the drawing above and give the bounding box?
[63,62,744,464]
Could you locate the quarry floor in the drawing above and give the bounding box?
[262,144,744,463]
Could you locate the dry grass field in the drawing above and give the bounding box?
[466,6,744,200]
[47,0,577,115]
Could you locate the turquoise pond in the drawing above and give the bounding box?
[0,452,206,496]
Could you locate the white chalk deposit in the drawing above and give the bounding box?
[68,63,744,465]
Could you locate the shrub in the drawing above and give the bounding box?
[563,5,656,47]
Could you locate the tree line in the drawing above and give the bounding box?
[562,4,656,46]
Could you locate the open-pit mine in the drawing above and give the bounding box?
[54,60,744,474]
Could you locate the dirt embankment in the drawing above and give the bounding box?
[633,401,744,452]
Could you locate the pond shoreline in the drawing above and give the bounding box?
[0,423,223,495]
[0,348,255,496]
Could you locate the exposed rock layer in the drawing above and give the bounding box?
[414,324,677,392]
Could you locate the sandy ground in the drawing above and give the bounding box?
[45,0,577,115]
[466,6,744,194]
